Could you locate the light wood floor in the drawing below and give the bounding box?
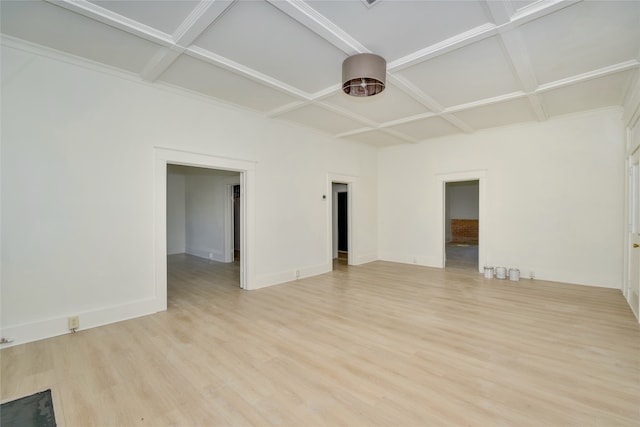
[2,255,639,426]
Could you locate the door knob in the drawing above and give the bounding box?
[634,244,639,248]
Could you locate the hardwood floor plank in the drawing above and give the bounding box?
[2,255,639,426]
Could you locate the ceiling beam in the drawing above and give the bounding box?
[537,60,639,93]
[387,24,498,72]
[45,0,173,46]
[485,1,546,121]
[387,75,445,114]
[264,0,368,55]
[140,0,237,81]
[186,46,311,100]
[172,0,236,47]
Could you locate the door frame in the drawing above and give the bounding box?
[436,170,486,272]
[224,184,235,263]
[624,110,640,322]
[155,148,256,312]
[327,174,356,267]
[625,143,640,320]
[227,183,241,263]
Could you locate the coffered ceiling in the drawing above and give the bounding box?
[2,0,639,147]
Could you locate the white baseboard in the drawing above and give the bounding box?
[0,297,160,348]
[353,252,378,265]
[253,262,332,290]
[379,253,442,268]
[185,247,225,262]
[167,246,185,255]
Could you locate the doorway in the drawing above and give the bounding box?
[437,170,486,272]
[327,174,355,269]
[233,184,241,262]
[445,180,479,271]
[155,148,255,311]
[332,183,349,266]
[166,165,241,288]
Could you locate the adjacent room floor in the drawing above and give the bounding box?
[1,255,639,426]
[445,242,479,271]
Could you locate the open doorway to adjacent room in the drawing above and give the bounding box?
[332,182,349,267]
[445,180,479,271]
[166,165,241,297]
[233,184,241,262]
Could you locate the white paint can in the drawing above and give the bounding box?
[495,267,507,279]
[483,266,494,279]
[509,268,520,281]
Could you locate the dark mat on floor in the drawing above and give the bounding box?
[1,389,56,427]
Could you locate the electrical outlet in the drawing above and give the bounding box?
[529,270,535,280]
[296,270,300,279]
[68,316,79,331]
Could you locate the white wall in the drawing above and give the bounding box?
[0,43,379,345]
[445,181,479,241]
[184,171,238,262]
[379,108,625,288]
[166,169,186,255]
[167,165,239,261]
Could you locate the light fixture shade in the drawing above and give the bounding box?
[342,53,386,97]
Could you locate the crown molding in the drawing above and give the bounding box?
[0,35,293,122]
[623,71,640,127]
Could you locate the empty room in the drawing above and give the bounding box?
[1,0,639,425]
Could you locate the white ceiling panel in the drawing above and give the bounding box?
[343,130,409,148]
[192,0,347,94]
[397,36,522,108]
[387,116,462,141]
[0,1,164,74]
[452,97,538,131]
[306,0,491,61]
[2,0,639,147]
[520,1,640,84]
[321,83,431,124]
[540,71,634,118]
[89,0,199,35]
[158,55,298,112]
[277,104,369,135]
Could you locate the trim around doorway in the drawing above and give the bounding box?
[437,170,487,272]
[155,148,256,312]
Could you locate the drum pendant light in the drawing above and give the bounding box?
[342,53,386,97]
